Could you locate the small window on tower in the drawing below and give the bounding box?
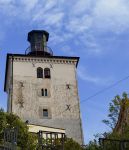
[43,109,48,117]
[37,67,43,78]
[39,107,51,119]
[44,68,51,78]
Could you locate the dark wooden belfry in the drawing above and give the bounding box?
[26,30,53,56]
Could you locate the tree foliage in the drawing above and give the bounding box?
[0,109,84,150]
[0,109,37,149]
[102,92,129,129]
[85,140,100,150]
[86,92,129,150]
[64,138,83,150]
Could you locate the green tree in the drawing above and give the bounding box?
[85,140,101,150]
[102,92,128,129]
[64,138,84,150]
[0,109,37,149]
[86,92,129,150]
[0,109,85,150]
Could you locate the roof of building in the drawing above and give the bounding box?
[27,30,49,42]
[28,123,65,134]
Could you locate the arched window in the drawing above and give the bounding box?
[41,89,44,96]
[44,68,51,78]
[45,89,48,96]
[37,67,43,78]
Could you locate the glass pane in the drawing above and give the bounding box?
[45,89,48,96]
[43,109,48,117]
[44,68,50,78]
[37,68,43,78]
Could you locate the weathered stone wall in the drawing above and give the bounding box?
[8,57,83,144]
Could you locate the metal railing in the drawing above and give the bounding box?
[99,138,129,150]
[25,45,53,56]
[0,127,18,150]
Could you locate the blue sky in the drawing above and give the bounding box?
[1,0,129,144]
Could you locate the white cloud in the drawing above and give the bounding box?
[92,0,129,33]
[60,45,76,56]
[1,0,129,33]
[0,0,129,54]
[44,0,58,11]
[66,0,129,34]
[0,0,13,4]
[39,11,64,27]
[21,0,38,11]
[78,66,113,86]
[66,15,92,34]
[72,0,93,15]
[31,1,64,28]
[78,33,103,55]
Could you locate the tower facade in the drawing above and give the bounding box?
[4,30,83,144]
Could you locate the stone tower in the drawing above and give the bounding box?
[4,30,83,144]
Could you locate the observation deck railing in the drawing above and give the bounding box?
[25,45,53,56]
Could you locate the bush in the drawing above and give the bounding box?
[64,138,83,150]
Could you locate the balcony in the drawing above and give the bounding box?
[25,45,53,56]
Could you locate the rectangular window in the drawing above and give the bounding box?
[43,109,48,117]
[37,68,43,78]
[44,68,51,78]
